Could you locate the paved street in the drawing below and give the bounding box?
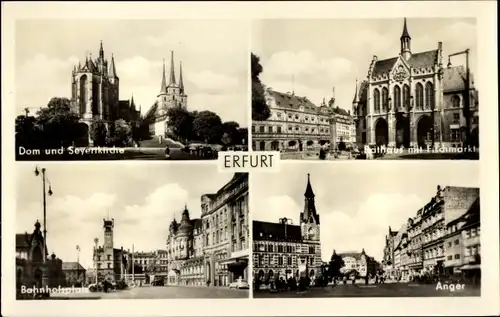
[50,285,249,299]
[254,283,480,298]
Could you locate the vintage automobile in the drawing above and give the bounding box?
[228,279,249,289]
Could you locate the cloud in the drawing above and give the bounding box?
[320,193,426,262]
[17,183,190,269]
[256,195,302,224]
[187,70,240,93]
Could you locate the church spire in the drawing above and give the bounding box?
[160,58,167,94]
[352,79,359,104]
[400,18,412,60]
[179,61,184,93]
[304,173,315,198]
[108,54,117,78]
[99,40,104,59]
[168,51,177,87]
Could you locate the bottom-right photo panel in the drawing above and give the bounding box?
[251,162,480,298]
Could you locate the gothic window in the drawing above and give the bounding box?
[382,87,389,112]
[425,82,434,109]
[373,88,381,112]
[394,85,401,109]
[452,95,460,108]
[415,83,424,109]
[79,75,88,115]
[403,84,410,108]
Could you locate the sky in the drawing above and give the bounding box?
[16,163,236,269]
[252,18,477,113]
[251,161,479,262]
[15,19,249,126]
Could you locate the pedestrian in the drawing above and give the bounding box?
[164,145,171,159]
[319,147,326,160]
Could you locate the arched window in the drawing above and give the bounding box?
[425,82,434,109]
[79,75,88,115]
[415,83,424,110]
[382,87,389,111]
[403,84,410,108]
[373,89,381,112]
[452,95,460,108]
[393,86,401,109]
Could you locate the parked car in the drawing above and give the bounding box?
[229,279,249,289]
[152,278,164,286]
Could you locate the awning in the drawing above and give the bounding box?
[460,264,481,270]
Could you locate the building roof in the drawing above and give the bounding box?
[448,197,480,227]
[372,57,399,77]
[267,89,323,113]
[253,220,302,242]
[216,173,248,196]
[338,252,363,260]
[16,233,30,249]
[62,262,86,271]
[192,218,203,231]
[443,65,470,92]
[372,50,438,78]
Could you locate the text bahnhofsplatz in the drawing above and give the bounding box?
[223,153,276,168]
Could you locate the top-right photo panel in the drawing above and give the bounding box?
[251,18,478,160]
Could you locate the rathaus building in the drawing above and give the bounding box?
[253,174,322,284]
[352,18,479,150]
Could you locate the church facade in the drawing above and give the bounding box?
[70,42,141,144]
[144,51,188,138]
[352,18,479,150]
[252,174,322,283]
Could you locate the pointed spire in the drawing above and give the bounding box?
[401,17,411,40]
[168,51,176,86]
[130,94,135,109]
[159,58,167,94]
[352,79,359,104]
[179,61,184,92]
[304,173,315,198]
[108,54,117,78]
[99,40,104,59]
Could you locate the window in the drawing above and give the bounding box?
[451,129,460,142]
[259,126,264,133]
[394,85,401,109]
[454,239,459,245]
[252,125,255,133]
[425,82,434,109]
[415,83,424,109]
[287,257,292,265]
[373,89,381,112]
[278,256,283,265]
[465,247,471,256]
[452,95,460,108]
[107,263,111,269]
[268,126,273,133]
[107,255,111,261]
[269,245,274,252]
[382,87,389,111]
[448,242,452,248]
[288,126,292,131]
[454,254,460,259]
[403,84,410,108]
[277,126,282,133]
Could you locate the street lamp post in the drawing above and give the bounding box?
[94,238,99,284]
[34,166,53,263]
[76,245,80,284]
[448,49,471,147]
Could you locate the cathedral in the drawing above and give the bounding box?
[144,51,188,137]
[70,42,141,143]
[252,174,322,283]
[353,18,479,150]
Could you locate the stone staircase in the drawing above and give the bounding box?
[138,136,184,149]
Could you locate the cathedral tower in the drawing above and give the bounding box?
[400,18,412,60]
[103,218,114,274]
[300,174,321,242]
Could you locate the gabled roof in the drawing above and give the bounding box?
[443,66,468,92]
[16,233,30,249]
[62,262,86,271]
[372,57,399,77]
[267,90,323,113]
[407,50,439,69]
[253,220,302,242]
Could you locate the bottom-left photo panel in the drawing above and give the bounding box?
[15,163,249,299]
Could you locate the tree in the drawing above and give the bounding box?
[327,251,345,281]
[131,119,153,143]
[221,132,232,145]
[90,120,108,146]
[222,121,240,145]
[167,107,194,142]
[109,119,132,146]
[15,114,40,148]
[237,127,248,145]
[193,110,223,144]
[252,53,270,121]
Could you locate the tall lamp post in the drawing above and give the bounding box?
[34,166,53,263]
[76,245,80,284]
[94,238,99,284]
[448,49,471,147]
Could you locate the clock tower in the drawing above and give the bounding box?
[103,218,114,278]
[300,174,321,242]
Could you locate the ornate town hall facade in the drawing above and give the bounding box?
[352,18,479,149]
[70,42,141,142]
[253,174,322,283]
[145,51,188,137]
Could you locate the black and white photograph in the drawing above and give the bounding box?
[16,164,249,299]
[251,18,479,160]
[252,162,481,297]
[15,19,249,161]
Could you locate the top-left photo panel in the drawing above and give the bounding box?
[14,19,249,161]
